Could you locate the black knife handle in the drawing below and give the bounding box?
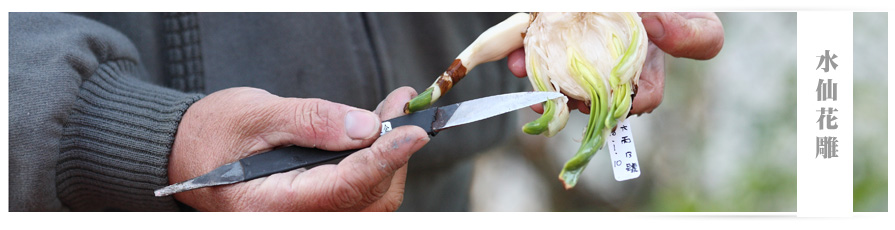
[239,107,439,181]
[378,106,438,136]
[241,146,354,181]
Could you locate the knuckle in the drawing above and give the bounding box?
[366,180,391,204]
[323,172,368,211]
[374,180,405,212]
[370,137,402,173]
[292,98,341,147]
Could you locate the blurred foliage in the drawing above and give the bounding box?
[852,12,887,212]
[471,12,887,212]
[639,12,798,212]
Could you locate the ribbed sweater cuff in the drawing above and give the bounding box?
[56,60,203,211]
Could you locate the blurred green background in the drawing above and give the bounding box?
[466,12,887,212]
[853,12,887,212]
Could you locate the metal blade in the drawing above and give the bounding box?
[154,161,246,196]
[434,91,564,130]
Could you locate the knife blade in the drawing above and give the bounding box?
[154,91,564,196]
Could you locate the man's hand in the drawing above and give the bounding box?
[168,87,428,211]
[507,12,724,115]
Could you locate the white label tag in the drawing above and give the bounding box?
[380,121,393,136]
[607,119,641,181]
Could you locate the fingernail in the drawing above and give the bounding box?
[345,110,379,140]
[642,14,665,40]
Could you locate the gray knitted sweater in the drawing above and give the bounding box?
[9,12,524,211]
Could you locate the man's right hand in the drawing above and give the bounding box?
[167,87,429,211]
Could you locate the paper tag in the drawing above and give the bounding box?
[380,121,393,136]
[607,119,641,181]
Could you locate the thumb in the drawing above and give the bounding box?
[274,98,381,151]
[639,12,724,60]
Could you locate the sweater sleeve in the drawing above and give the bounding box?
[9,13,203,211]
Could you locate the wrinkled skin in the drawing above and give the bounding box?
[168,87,429,211]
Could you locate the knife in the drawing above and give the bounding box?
[154,91,564,196]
